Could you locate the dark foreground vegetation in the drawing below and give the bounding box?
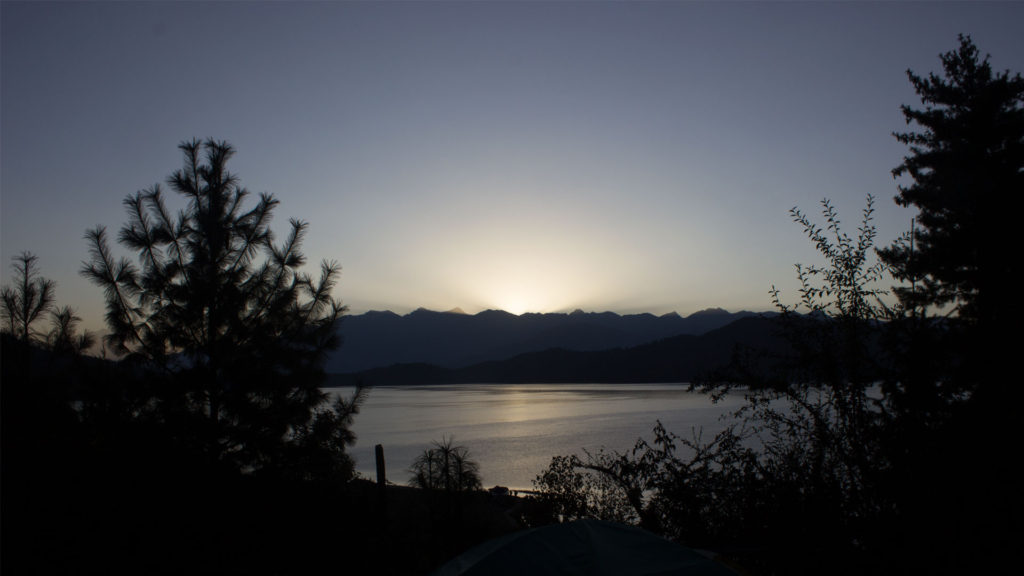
[530,35,1023,575]
[1,362,523,573]
[2,36,1022,575]
[0,138,523,575]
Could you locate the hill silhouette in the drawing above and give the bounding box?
[329,314,782,385]
[326,307,758,373]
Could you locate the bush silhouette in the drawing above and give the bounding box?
[410,437,483,493]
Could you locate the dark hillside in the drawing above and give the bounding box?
[335,314,785,385]
[326,308,758,373]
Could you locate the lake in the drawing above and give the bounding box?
[329,383,745,490]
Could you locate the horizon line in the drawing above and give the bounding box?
[345,305,769,318]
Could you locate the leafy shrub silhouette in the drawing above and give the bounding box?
[409,437,483,493]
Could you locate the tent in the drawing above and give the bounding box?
[431,519,741,576]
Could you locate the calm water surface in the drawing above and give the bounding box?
[329,383,744,490]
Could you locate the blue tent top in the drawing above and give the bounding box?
[431,519,741,576]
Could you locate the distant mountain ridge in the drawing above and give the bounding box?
[327,315,785,385]
[325,307,759,373]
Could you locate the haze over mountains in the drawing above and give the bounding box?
[325,307,760,374]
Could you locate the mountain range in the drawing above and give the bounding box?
[328,314,786,386]
[325,307,762,375]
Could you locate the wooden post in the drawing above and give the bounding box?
[375,444,386,489]
[374,444,387,527]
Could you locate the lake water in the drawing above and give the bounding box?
[329,383,745,491]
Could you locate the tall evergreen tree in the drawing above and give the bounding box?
[82,139,361,477]
[877,37,1024,569]
[879,35,1024,325]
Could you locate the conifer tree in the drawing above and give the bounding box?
[1,252,55,343]
[877,37,1022,566]
[879,35,1024,324]
[2,252,93,355]
[82,139,361,476]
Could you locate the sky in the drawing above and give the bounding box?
[2,1,1023,334]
